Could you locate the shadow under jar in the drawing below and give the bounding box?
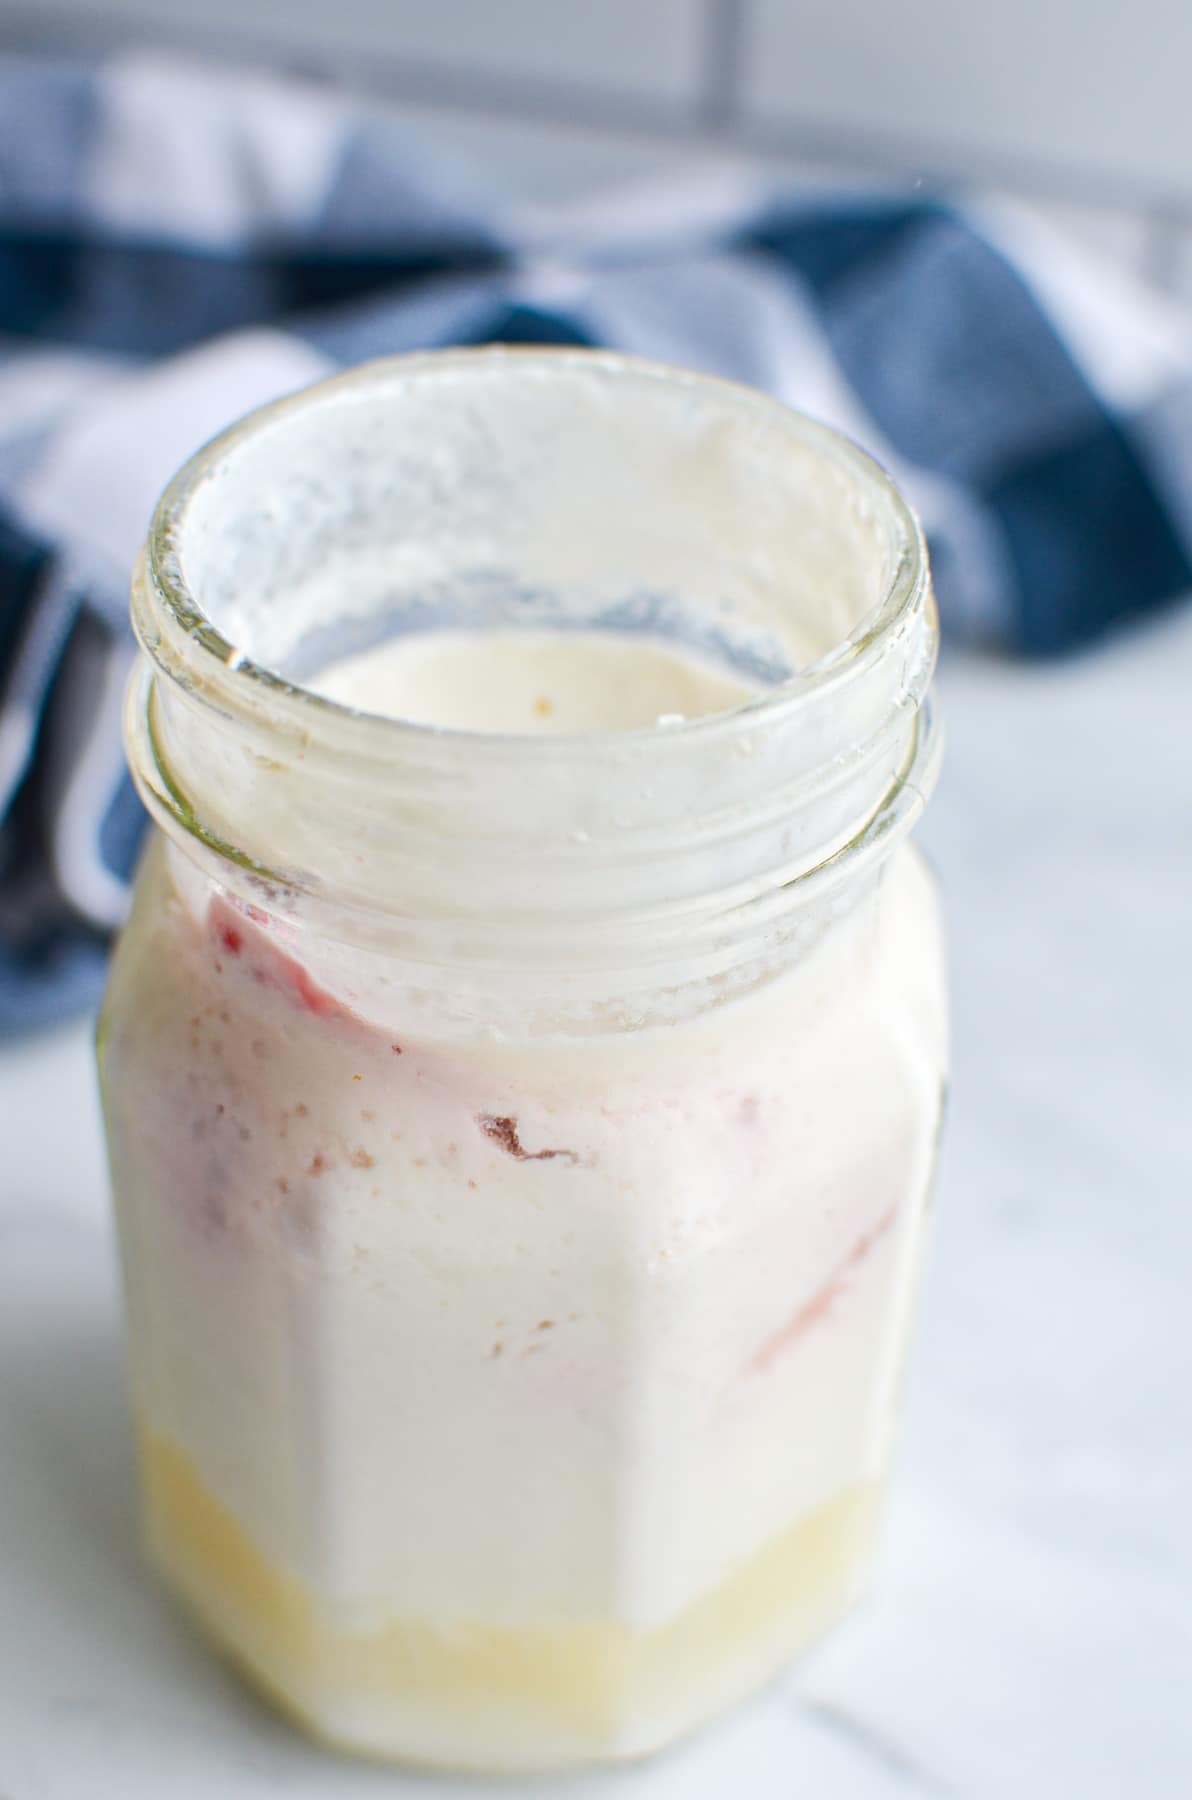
[99,349,946,1774]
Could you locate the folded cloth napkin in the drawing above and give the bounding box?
[3,51,1191,1032]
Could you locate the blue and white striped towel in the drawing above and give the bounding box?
[3,50,1191,1032]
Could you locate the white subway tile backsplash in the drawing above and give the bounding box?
[3,0,1186,278]
[15,0,708,108]
[743,0,1192,202]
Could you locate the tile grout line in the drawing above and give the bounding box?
[699,0,747,134]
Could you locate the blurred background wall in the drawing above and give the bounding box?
[2,0,1189,289]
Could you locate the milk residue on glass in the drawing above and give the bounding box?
[101,350,946,1773]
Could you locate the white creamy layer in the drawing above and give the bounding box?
[309,628,759,734]
[104,629,946,1649]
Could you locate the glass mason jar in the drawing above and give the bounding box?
[99,349,946,1774]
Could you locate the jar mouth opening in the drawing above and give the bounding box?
[140,347,928,759]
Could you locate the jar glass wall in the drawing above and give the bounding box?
[99,350,946,1773]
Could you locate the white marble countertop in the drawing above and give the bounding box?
[2,614,1190,1799]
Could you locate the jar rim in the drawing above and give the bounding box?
[130,346,939,993]
[139,345,930,761]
